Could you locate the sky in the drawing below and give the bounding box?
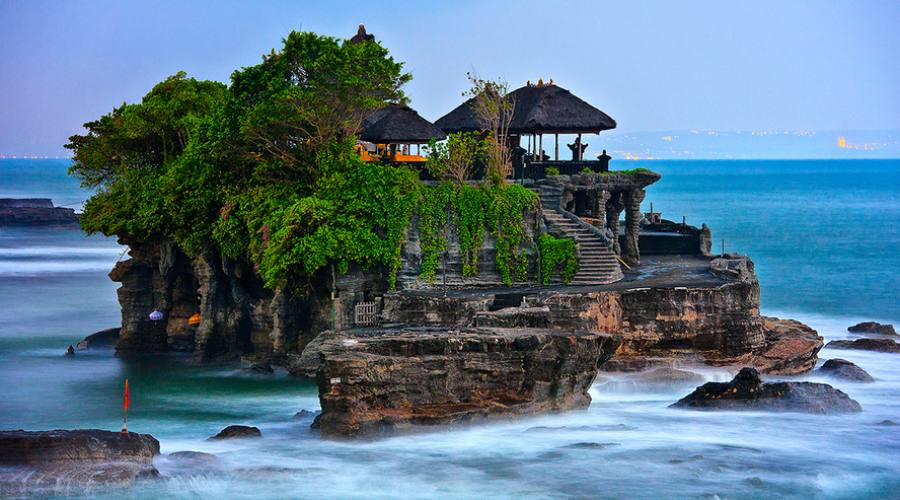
[1,0,898,157]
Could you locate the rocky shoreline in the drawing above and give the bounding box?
[0,430,159,494]
[0,198,79,225]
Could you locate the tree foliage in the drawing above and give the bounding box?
[464,73,515,184]
[67,30,416,292]
[423,132,486,184]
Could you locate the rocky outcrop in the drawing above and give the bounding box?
[0,429,159,490]
[110,239,322,362]
[76,327,120,350]
[817,359,874,382]
[670,367,862,414]
[826,338,900,353]
[0,198,79,225]
[848,322,896,336]
[739,317,823,375]
[207,425,261,440]
[312,327,619,437]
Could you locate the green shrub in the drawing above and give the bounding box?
[538,234,578,284]
[417,183,537,285]
[545,166,560,176]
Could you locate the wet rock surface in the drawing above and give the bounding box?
[826,338,900,353]
[207,425,261,440]
[76,327,120,350]
[742,317,823,375]
[0,429,159,491]
[314,327,619,437]
[817,358,874,382]
[847,322,896,336]
[671,367,862,414]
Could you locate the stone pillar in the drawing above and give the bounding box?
[594,190,611,229]
[605,191,625,255]
[623,188,645,266]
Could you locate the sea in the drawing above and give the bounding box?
[1,158,898,499]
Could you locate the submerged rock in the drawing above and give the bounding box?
[826,338,900,353]
[207,425,261,440]
[817,359,874,382]
[292,409,318,420]
[847,322,896,336]
[76,327,121,350]
[240,355,274,374]
[0,429,159,490]
[314,327,619,437]
[670,367,862,414]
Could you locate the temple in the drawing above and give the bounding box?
[357,72,706,284]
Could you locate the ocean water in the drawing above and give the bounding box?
[1,158,898,499]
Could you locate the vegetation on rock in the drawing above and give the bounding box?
[67,29,542,291]
[538,234,578,284]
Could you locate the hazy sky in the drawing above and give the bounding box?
[1,0,898,156]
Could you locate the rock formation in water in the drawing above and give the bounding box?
[826,338,900,353]
[0,198,79,225]
[207,425,262,440]
[847,322,896,336]
[76,327,120,350]
[670,367,862,414]
[0,429,159,492]
[816,358,874,382]
[310,327,618,437]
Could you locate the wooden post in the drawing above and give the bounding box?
[554,134,559,161]
[721,239,725,257]
[577,133,582,160]
[539,134,543,160]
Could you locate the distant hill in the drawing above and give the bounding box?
[591,129,900,160]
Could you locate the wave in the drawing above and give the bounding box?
[0,246,124,257]
[0,260,115,276]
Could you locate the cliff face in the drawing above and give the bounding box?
[110,239,327,360]
[111,236,767,368]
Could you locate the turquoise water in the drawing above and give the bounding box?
[1,158,899,498]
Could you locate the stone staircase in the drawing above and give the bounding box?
[534,184,623,285]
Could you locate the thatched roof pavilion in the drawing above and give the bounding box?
[360,105,447,144]
[434,82,616,135]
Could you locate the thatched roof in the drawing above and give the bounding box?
[359,105,447,144]
[434,83,617,134]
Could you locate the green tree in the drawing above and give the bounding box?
[66,72,226,188]
[423,132,486,184]
[464,73,515,184]
[231,31,411,182]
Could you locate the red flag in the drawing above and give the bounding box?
[124,379,130,412]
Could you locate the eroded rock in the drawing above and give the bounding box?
[0,429,159,491]
[207,425,261,440]
[743,317,823,375]
[76,327,120,350]
[826,338,900,353]
[817,359,874,382]
[670,367,862,414]
[848,322,896,336]
[314,327,619,437]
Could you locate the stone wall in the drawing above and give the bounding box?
[395,209,542,289]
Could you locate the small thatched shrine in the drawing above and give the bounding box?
[358,105,446,163]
